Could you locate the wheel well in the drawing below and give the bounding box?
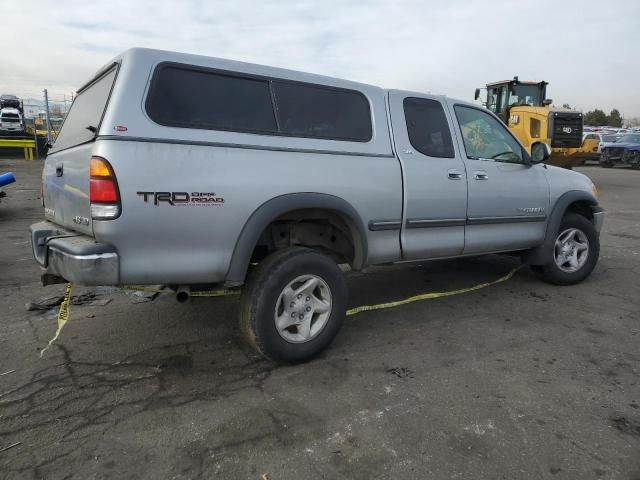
[250,209,357,267]
[565,200,594,222]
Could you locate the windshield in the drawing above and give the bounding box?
[508,85,541,106]
[618,134,640,143]
[602,135,618,142]
[52,66,117,152]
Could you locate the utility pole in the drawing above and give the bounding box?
[43,89,52,143]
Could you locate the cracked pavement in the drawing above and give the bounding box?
[0,157,639,479]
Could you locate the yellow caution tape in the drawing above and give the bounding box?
[40,283,73,357]
[345,266,520,316]
[46,266,519,354]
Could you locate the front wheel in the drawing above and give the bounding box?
[600,152,613,168]
[532,213,599,285]
[239,247,347,363]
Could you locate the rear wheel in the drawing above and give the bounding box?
[600,151,613,168]
[239,247,347,363]
[532,213,599,285]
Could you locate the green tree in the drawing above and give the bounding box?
[607,109,623,127]
[584,109,608,126]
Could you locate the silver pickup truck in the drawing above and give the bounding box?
[30,48,604,362]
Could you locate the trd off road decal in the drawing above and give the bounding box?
[137,191,225,206]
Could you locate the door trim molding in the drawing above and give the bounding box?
[406,218,466,228]
[371,215,547,232]
[368,220,402,231]
[466,215,547,225]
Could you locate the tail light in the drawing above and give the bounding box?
[90,156,121,220]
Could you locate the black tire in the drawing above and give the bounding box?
[529,264,544,274]
[239,247,347,363]
[600,152,613,168]
[533,213,599,285]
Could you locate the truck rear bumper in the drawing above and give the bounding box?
[30,221,119,285]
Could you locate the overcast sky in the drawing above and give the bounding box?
[3,0,639,116]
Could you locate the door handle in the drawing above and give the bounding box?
[55,164,63,177]
[448,169,463,180]
[474,171,488,180]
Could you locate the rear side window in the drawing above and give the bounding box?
[273,82,371,141]
[145,63,372,142]
[403,97,454,158]
[146,66,277,133]
[53,66,117,152]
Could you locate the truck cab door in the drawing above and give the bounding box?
[388,91,467,259]
[447,100,549,254]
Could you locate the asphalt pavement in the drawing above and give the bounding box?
[0,157,638,479]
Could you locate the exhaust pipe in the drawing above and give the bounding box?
[175,285,191,303]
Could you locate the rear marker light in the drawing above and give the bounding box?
[90,156,121,220]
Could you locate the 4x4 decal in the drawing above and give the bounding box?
[137,191,224,206]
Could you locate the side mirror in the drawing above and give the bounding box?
[474,88,480,101]
[543,99,552,106]
[530,142,552,164]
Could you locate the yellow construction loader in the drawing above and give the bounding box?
[475,77,589,168]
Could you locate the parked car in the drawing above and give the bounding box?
[600,133,640,168]
[581,132,601,158]
[0,107,25,134]
[598,133,622,153]
[622,145,640,169]
[30,48,604,362]
[575,132,606,164]
[0,94,21,110]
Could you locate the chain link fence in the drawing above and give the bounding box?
[22,90,73,142]
[1,89,73,158]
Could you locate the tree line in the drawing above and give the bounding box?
[583,109,623,127]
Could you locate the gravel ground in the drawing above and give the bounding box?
[0,157,638,479]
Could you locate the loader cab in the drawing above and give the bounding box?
[477,77,549,123]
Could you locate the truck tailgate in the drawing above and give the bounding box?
[43,143,94,236]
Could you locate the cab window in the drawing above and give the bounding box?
[403,97,454,158]
[454,105,525,163]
